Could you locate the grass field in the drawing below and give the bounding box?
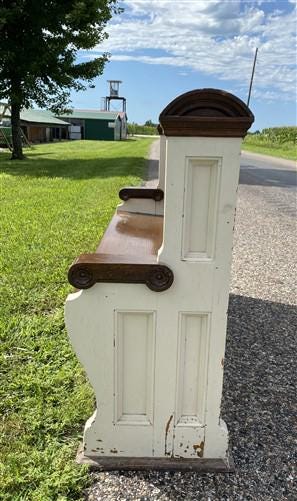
[243,135,296,161]
[0,138,154,500]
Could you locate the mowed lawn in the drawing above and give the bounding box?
[0,138,154,500]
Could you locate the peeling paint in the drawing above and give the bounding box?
[110,448,118,454]
[164,414,173,456]
[193,440,204,458]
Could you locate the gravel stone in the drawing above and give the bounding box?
[85,148,297,500]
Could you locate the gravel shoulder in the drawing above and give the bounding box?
[86,145,297,500]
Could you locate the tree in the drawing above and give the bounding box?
[0,0,120,159]
[144,119,157,127]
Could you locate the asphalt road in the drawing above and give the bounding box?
[240,151,296,218]
[232,150,296,305]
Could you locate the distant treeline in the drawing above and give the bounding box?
[128,123,297,144]
[128,121,158,136]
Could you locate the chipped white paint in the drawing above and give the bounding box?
[173,312,209,459]
[65,132,242,462]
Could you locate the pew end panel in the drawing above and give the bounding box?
[65,88,254,470]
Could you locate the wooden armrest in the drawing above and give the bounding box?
[68,212,173,291]
[119,187,164,202]
[68,253,173,292]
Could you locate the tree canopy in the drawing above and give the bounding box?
[144,120,157,127]
[0,0,120,158]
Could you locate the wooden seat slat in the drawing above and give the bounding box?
[96,211,163,260]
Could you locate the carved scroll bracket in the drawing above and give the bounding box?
[119,187,164,202]
[68,254,174,292]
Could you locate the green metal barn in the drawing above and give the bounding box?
[58,110,127,141]
[1,107,128,145]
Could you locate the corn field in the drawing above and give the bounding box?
[261,127,296,143]
[243,126,296,160]
[247,126,296,144]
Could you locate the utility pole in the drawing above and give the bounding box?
[247,47,258,107]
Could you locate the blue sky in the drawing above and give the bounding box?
[72,0,296,131]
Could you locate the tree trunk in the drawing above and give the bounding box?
[11,102,24,160]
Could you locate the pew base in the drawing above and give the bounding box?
[76,446,235,472]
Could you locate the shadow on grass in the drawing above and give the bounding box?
[0,155,149,180]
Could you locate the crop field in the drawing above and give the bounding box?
[243,126,296,160]
[0,138,154,500]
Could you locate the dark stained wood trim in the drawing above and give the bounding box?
[119,187,164,202]
[76,448,235,472]
[159,117,253,137]
[159,88,254,137]
[157,124,164,135]
[68,253,174,292]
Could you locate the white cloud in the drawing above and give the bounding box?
[89,0,296,101]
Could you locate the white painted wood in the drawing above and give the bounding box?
[182,158,220,260]
[117,136,165,216]
[65,130,243,463]
[176,313,208,425]
[115,311,155,425]
[117,198,164,216]
[173,312,208,459]
[157,134,166,191]
[157,136,241,460]
[66,286,158,457]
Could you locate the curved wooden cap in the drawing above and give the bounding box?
[159,88,254,137]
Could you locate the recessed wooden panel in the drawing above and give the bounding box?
[182,158,220,260]
[176,313,209,426]
[114,311,155,425]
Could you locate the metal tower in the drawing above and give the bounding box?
[104,80,126,113]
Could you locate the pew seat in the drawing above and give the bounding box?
[68,210,173,292]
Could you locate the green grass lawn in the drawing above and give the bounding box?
[0,138,154,500]
[242,136,296,161]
